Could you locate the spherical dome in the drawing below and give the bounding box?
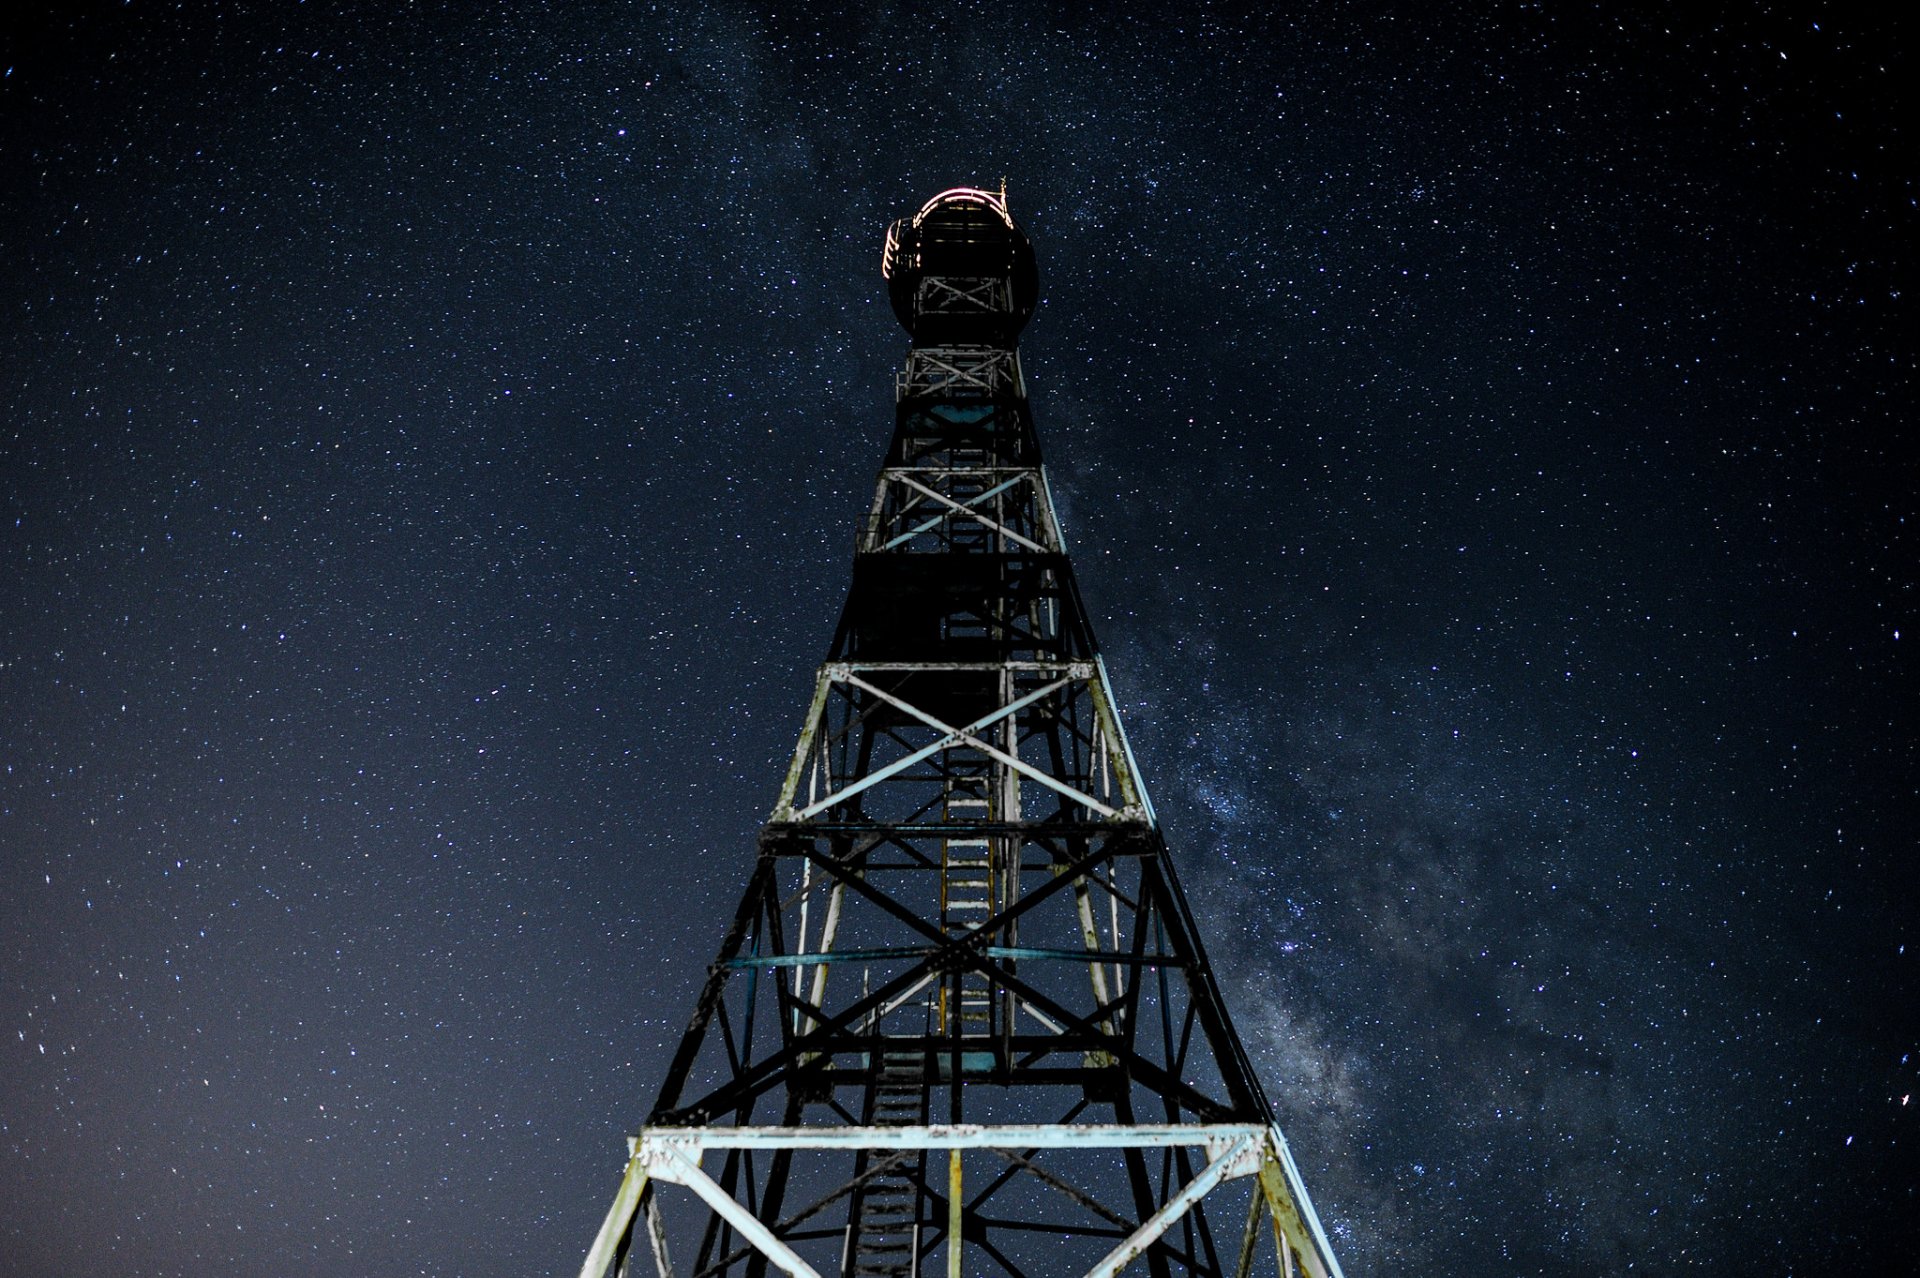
[882,187,1039,344]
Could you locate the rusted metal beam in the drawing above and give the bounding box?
[649,1145,823,1278]
[1083,1134,1256,1278]
[579,1149,651,1278]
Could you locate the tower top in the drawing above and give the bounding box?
[881,185,1039,344]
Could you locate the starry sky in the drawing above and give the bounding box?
[2,2,1914,1274]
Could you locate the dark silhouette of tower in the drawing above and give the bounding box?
[578,187,1345,1278]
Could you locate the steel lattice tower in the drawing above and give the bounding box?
[579,188,1345,1278]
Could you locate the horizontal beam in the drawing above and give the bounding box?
[712,1037,1119,1060]
[766,823,1151,841]
[829,660,1094,675]
[987,945,1189,967]
[636,1123,1270,1152]
[725,945,1186,970]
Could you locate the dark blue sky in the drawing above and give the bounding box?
[2,3,1913,1274]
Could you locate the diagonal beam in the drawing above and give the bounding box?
[796,850,1227,1118]
[1256,1131,1347,1278]
[1138,855,1266,1119]
[984,959,1238,1122]
[1084,1134,1255,1278]
[578,1152,651,1278]
[1235,1186,1262,1278]
[645,1190,676,1278]
[662,841,1124,1122]
[785,838,1242,1121]
[987,1148,1132,1228]
[798,833,1114,960]
[841,672,1117,817]
[894,472,1048,553]
[774,670,836,817]
[650,1146,824,1278]
[665,846,1242,1127]
[695,1151,918,1278]
[650,858,774,1118]
[791,675,1072,820]
[660,951,944,1124]
[1088,655,1157,823]
[880,472,1029,550]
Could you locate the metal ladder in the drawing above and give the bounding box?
[844,1044,927,1278]
[943,443,993,558]
[941,775,998,1039]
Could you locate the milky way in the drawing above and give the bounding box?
[2,4,1913,1274]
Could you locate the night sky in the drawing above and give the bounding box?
[2,3,1914,1274]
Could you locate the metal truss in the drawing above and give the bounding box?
[582,1124,1338,1278]
[915,275,1015,317]
[580,192,1344,1278]
[859,469,1060,556]
[774,660,1141,823]
[895,347,1025,402]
